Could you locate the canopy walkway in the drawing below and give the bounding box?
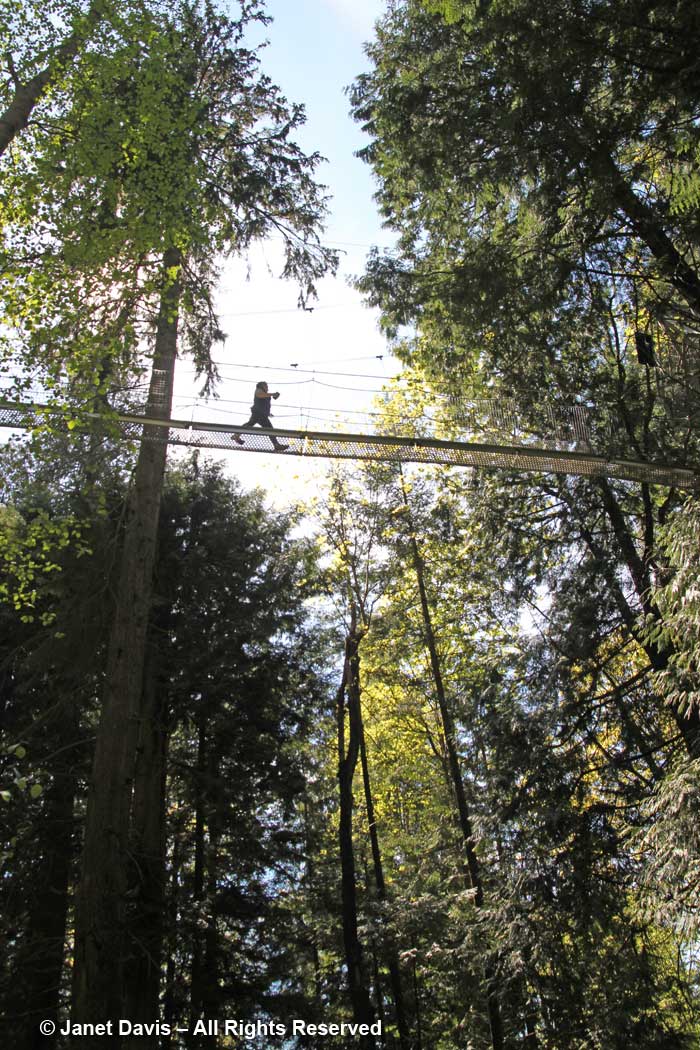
[1,399,697,489]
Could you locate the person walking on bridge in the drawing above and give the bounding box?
[234,381,289,451]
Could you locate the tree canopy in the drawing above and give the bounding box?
[2,1,700,1047]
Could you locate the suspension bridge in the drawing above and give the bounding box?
[1,397,697,490]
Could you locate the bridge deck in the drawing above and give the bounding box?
[0,401,697,489]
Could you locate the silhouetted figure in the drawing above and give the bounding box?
[234,381,289,451]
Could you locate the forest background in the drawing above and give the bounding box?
[2,2,700,1050]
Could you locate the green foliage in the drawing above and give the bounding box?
[301,441,700,1046]
[350,0,700,482]
[0,449,336,1037]
[0,501,87,623]
[635,754,700,942]
[1,0,336,620]
[1,742,43,802]
[634,498,700,942]
[348,24,700,1038]
[0,422,129,620]
[139,456,332,1024]
[2,0,336,399]
[650,497,700,715]
[4,1,700,1043]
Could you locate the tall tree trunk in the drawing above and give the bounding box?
[122,622,170,1038]
[371,946,386,1035]
[398,472,505,1050]
[358,693,412,1049]
[202,795,223,1044]
[162,832,184,1050]
[188,720,207,1046]
[71,248,181,1041]
[568,126,700,314]
[337,625,378,1049]
[189,717,222,1049]
[0,1,105,156]
[4,714,78,1049]
[302,801,324,1011]
[602,152,700,315]
[412,959,423,1050]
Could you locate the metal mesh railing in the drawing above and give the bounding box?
[0,400,697,489]
[447,396,599,449]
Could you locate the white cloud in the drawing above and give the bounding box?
[320,0,386,38]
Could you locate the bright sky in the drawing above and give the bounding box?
[171,0,398,503]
